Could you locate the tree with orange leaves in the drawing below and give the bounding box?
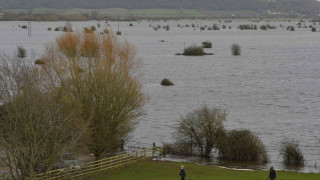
[41,31,147,160]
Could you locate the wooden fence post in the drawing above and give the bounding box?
[152,142,156,157]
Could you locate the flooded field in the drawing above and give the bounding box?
[0,19,319,172]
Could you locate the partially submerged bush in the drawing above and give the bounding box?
[238,24,256,30]
[212,24,220,30]
[90,26,96,31]
[287,26,295,31]
[217,130,268,163]
[181,45,212,56]
[260,25,267,30]
[161,78,174,86]
[17,46,27,58]
[281,140,304,166]
[231,43,241,56]
[202,41,212,48]
[165,25,170,31]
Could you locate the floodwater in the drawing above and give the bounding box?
[0,20,319,173]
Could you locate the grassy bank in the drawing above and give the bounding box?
[91,159,319,180]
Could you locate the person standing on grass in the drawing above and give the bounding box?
[267,166,276,180]
[179,165,186,180]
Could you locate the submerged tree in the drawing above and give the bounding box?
[174,105,226,157]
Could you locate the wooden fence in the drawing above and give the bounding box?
[33,147,163,180]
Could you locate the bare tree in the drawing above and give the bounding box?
[174,105,226,157]
[0,55,82,179]
[40,32,147,160]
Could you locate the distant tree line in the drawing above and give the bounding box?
[0,0,320,15]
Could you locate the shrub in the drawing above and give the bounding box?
[161,78,174,86]
[311,27,316,32]
[54,27,60,31]
[129,23,133,26]
[183,45,207,56]
[253,25,257,30]
[63,22,73,32]
[47,27,52,31]
[83,27,94,33]
[165,25,170,31]
[260,25,267,30]
[116,31,122,35]
[173,106,226,157]
[97,23,100,28]
[17,46,27,58]
[287,26,295,31]
[62,26,73,32]
[216,130,268,163]
[238,24,255,30]
[90,26,96,31]
[202,41,212,48]
[266,24,277,29]
[222,25,226,29]
[290,26,295,31]
[200,27,205,31]
[281,140,304,166]
[212,24,220,30]
[21,25,27,29]
[231,43,241,56]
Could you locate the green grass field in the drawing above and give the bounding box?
[91,159,319,180]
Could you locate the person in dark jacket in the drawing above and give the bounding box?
[179,165,186,180]
[268,166,276,180]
